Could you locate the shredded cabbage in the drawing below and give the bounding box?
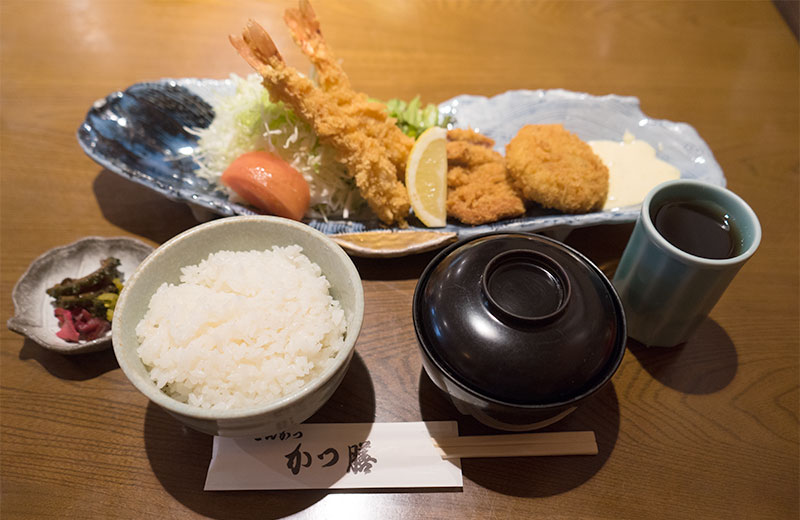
[191,74,364,220]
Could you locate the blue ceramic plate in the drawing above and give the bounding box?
[78,79,725,257]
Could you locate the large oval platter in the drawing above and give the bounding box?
[78,79,725,257]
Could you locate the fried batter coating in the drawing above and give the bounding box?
[284,0,413,179]
[447,140,504,168]
[446,128,495,147]
[505,124,608,213]
[446,129,525,225]
[230,17,410,226]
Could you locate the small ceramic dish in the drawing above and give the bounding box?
[7,236,154,354]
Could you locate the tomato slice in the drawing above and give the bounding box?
[221,151,311,221]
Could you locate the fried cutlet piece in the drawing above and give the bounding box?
[505,124,608,213]
[446,128,495,147]
[445,129,525,225]
[447,163,527,225]
[447,140,504,168]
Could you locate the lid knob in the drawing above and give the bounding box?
[481,249,571,325]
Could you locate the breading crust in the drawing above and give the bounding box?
[446,129,525,225]
[505,124,608,213]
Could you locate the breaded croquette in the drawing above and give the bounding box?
[505,124,609,213]
[446,129,526,225]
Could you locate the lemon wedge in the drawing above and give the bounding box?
[405,126,448,227]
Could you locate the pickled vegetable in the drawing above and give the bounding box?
[47,257,123,342]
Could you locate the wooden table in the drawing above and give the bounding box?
[2,1,798,518]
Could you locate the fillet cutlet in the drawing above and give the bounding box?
[446,129,525,225]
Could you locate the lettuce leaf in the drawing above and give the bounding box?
[382,96,452,139]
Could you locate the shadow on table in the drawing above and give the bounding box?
[144,352,376,520]
[564,222,634,279]
[18,338,119,380]
[417,369,620,497]
[351,250,438,281]
[93,169,200,245]
[626,318,738,394]
[350,222,635,283]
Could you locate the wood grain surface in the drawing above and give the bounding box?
[2,1,798,518]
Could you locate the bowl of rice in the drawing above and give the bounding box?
[112,216,364,437]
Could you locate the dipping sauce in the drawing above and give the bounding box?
[652,199,742,259]
[589,132,681,210]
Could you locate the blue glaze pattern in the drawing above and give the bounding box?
[78,79,726,246]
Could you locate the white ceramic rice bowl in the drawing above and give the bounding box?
[112,216,364,437]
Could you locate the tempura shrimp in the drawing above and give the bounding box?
[230,19,410,226]
[283,0,414,178]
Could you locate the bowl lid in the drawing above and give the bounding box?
[413,233,626,407]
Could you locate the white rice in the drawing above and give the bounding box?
[135,246,346,410]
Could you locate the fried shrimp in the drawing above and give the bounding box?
[283,0,413,179]
[230,18,410,225]
[446,129,525,225]
[505,124,609,213]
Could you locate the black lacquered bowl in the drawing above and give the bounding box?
[413,233,626,430]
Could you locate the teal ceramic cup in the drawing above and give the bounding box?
[612,179,761,347]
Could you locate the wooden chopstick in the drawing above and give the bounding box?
[432,431,597,459]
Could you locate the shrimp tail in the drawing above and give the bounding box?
[284,0,351,95]
[283,0,321,57]
[229,19,283,72]
[229,18,340,137]
[230,8,411,226]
